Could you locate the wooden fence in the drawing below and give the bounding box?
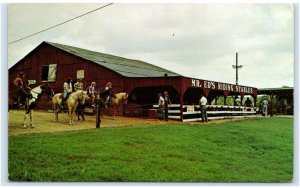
[153,104,257,122]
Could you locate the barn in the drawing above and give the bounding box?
[9,41,258,121]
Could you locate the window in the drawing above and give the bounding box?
[41,64,57,82]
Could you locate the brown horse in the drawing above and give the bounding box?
[52,90,89,125]
[101,92,128,119]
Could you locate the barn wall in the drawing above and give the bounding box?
[9,43,125,109]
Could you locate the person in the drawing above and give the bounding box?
[262,99,268,117]
[244,97,252,111]
[61,77,73,108]
[244,97,252,107]
[163,91,171,121]
[245,97,252,107]
[88,82,96,107]
[157,93,165,120]
[13,72,31,105]
[199,94,208,122]
[71,79,76,92]
[235,96,241,106]
[104,82,113,108]
[74,78,83,91]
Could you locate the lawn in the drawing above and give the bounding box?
[8,117,293,182]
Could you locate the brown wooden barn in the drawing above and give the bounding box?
[9,41,258,120]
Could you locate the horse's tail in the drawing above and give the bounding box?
[51,94,60,111]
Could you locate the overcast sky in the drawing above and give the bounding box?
[7,3,294,88]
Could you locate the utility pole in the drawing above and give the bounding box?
[232,52,243,106]
[232,52,243,85]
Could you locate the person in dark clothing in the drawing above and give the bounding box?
[163,91,171,121]
[244,97,252,107]
[157,93,164,120]
[13,72,31,105]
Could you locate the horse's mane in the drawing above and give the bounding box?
[69,90,86,98]
[113,93,128,103]
[115,92,126,96]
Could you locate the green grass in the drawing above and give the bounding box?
[8,117,293,182]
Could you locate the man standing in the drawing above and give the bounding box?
[235,97,241,106]
[244,97,252,107]
[157,93,165,120]
[163,91,171,121]
[262,99,268,117]
[199,94,208,122]
[244,97,252,111]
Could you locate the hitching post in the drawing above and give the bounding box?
[96,98,102,128]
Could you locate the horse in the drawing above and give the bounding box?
[52,90,89,125]
[20,84,54,128]
[101,92,128,120]
[76,102,86,121]
[75,89,101,121]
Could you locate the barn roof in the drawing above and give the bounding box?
[46,42,181,77]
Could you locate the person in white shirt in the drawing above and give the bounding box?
[262,99,268,116]
[158,93,165,120]
[235,97,241,106]
[199,94,208,122]
[61,78,73,108]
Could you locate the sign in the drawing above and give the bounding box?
[191,79,201,87]
[190,78,254,94]
[77,70,84,79]
[217,82,234,91]
[28,80,36,85]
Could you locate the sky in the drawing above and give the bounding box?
[7,3,295,88]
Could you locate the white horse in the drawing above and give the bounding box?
[22,84,54,128]
[102,92,128,120]
[52,90,89,125]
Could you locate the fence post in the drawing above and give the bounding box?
[96,98,102,128]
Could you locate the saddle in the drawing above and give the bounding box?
[60,92,74,110]
[16,92,32,109]
[59,93,71,100]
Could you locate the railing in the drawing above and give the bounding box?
[153,104,258,122]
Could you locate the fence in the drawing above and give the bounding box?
[153,104,257,122]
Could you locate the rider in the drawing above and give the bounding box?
[74,78,83,91]
[104,82,113,108]
[61,77,73,108]
[13,72,31,105]
[88,82,96,107]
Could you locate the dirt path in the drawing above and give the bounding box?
[8,110,243,136]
